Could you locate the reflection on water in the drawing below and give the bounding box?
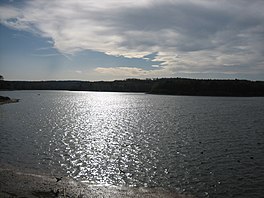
[1,91,264,197]
[48,92,167,187]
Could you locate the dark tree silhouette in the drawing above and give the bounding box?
[0,78,263,96]
[0,75,3,81]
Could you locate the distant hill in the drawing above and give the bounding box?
[0,78,264,96]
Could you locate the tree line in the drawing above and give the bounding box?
[0,78,264,96]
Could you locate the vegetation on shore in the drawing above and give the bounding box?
[149,78,264,96]
[0,78,264,96]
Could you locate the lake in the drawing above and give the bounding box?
[0,90,264,197]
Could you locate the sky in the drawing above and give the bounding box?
[0,0,264,81]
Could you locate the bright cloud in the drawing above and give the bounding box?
[0,0,264,78]
[95,66,169,78]
[96,67,151,77]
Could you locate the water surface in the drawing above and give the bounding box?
[0,91,264,197]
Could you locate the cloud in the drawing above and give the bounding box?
[0,0,264,77]
[75,70,82,74]
[31,53,60,57]
[95,66,168,78]
[95,67,152,77]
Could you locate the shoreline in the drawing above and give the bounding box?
[0,96,19,105]
[0,167,194,198]
[1,78,264,97]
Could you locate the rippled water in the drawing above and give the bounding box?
[1,91,264,197]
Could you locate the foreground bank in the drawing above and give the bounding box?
[0,96,19,105]
[0,168,193,198]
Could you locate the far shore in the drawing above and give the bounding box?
[1,78,264,96]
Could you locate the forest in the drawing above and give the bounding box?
[1,78,264,96]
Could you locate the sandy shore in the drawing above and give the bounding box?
[0,167,194,198]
